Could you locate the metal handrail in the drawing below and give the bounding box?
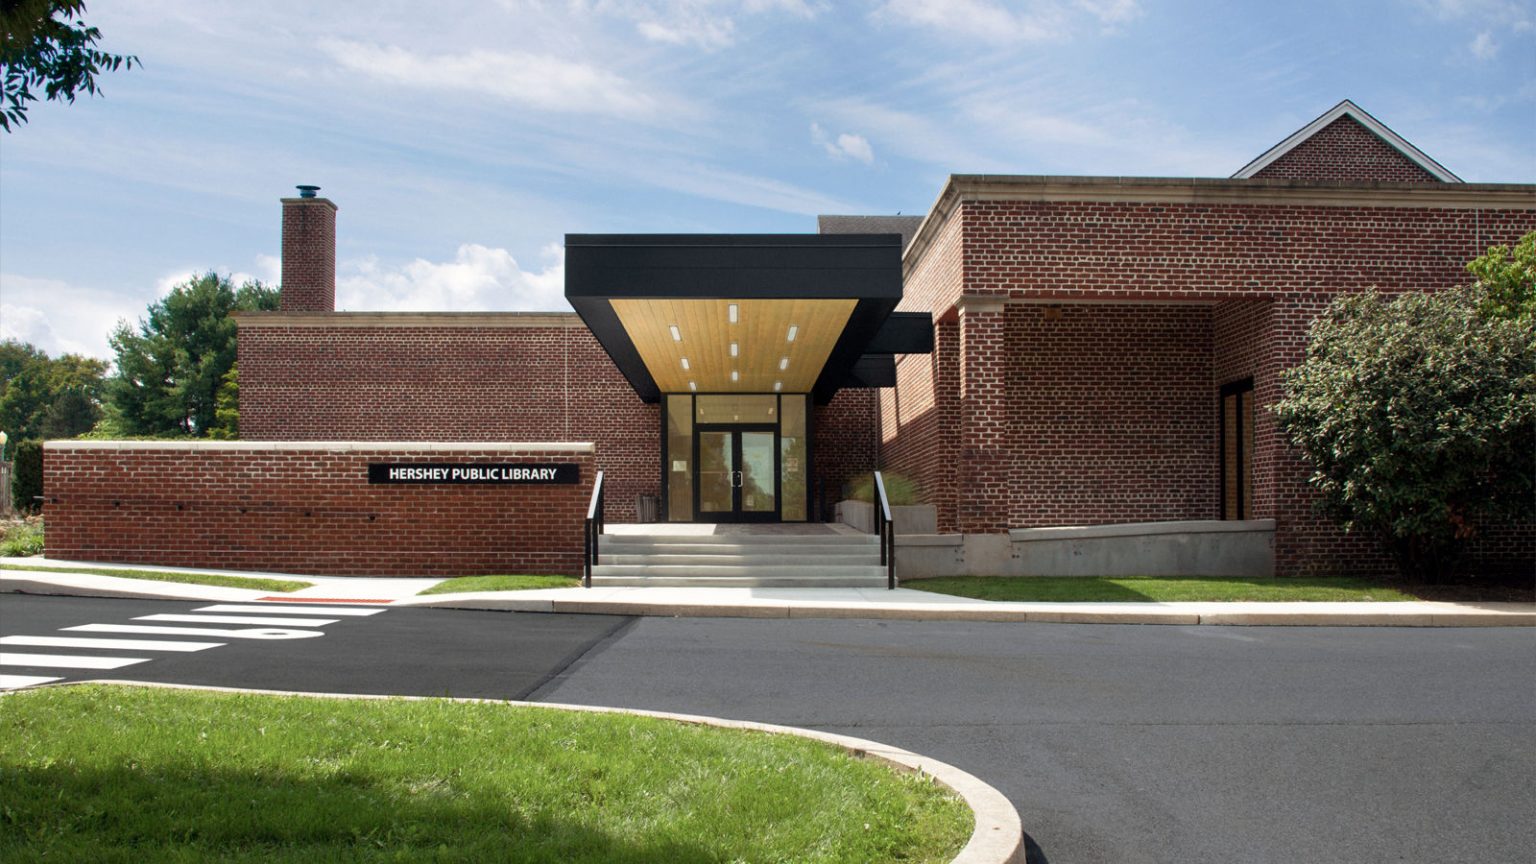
[873,470,896,590]
[583,470,605,588]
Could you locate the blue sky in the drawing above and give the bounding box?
[2,0,1532,359]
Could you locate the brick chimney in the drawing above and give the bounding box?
[279,185,337,312]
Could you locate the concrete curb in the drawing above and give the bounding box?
[4,566,1533,627]
[16,679,1024,864]
[404,594,1536,627]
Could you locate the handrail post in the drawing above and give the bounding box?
[583,470,605,589]
[873,470,896,590]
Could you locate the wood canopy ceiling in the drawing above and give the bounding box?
[611,298,855,393]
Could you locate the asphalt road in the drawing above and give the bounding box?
[4,592,1533,864]
[0,594,631,699]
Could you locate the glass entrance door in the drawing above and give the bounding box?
[696,425,778,522]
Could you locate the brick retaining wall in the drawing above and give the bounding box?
[43,441,593,576]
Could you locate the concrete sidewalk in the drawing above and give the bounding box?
[3,557,1532,626]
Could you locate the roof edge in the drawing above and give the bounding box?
[233,311,581,328]
[1230,99,1463,183]
[903,173,1536,276]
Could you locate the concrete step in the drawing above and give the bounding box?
[599,533,875,548]
[590,563,887,581]
[590,574,889,588]
[597,544,879,559]
[602,553,883,566]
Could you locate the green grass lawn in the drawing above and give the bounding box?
[0,563,311,593]
[906,575,1420,602]
[418,574,580,595]
[0,685,970,864]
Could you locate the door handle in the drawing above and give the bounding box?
[733,470,743,488]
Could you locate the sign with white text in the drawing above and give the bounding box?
[367,463,580,485]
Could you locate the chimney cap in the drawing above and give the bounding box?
[295,185,321,198]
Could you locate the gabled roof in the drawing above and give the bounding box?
[1232,99,1462,183]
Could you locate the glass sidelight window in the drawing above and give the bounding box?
[666,395,693,521]
[1220,379,1254,520]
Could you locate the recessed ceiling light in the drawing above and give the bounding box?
[669,325,681,342]
[787,325,798,342]
[680,357,690,370]
[728,303,738,323]
[778,356,789,370]
[773,381,783,391]
[689,381,697,391]
[730,370,739,382]
[729,342,738,357]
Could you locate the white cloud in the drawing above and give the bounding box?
[875,0,1065,43]
[318,40,658,118]
[1469,30,1499,58]
[585,0,822,49]
[810,123,875,164]
[0,274,152,360]
[338,243,568,312]
[637,16,736,47]
[1075,0,1142,26]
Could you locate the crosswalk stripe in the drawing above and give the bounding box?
[194,604,382,617]
[0,635,224,652]
[0,674,62,689]
[134,614,337,627]
[0,652,149,670]
[67,623,323,640]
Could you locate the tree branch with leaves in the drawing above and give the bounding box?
[1,0,138,131]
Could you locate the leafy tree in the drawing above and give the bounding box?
[1,0,138,131]
[10,438,42,513]
[206,364,240,440]
[0,338,106,439]
[1275,285,1535,583]
[1467,231,1535,321]
[39,385,98,437]
[106,272,278,437]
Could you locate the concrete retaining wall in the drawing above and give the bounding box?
[896,520,1276,579]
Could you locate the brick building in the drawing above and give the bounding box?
[45,100,1536,578]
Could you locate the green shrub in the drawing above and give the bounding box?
[11,439,41,514]
[1,519,44,556]
[847,472,925,506]
[1275,285,1535,583]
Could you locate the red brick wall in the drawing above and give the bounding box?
[883,207,964,528]
[1006,303,1215,527]
[815,389,879,518]
[1252,116,1440,183]
[958,199,1531,303]
[43,442,592,576]
[279,198,336,312]
[880,320,957,529]
[237,318,657,523]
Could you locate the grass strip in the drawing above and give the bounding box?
[0,563,311,593]
[906,575,1419,602]
[419,574,580,595]
[0,685,970,864]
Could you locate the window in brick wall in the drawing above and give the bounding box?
[1219,379,1255,520]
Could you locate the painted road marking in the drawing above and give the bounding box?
[0,601,386,691]
[0,674,62,689]
[259,596,394,603]
[0,635,225,652]
[0,652,150,670]
[67,623,325,640]
[134,614,337,627]
[194,604,383,617]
